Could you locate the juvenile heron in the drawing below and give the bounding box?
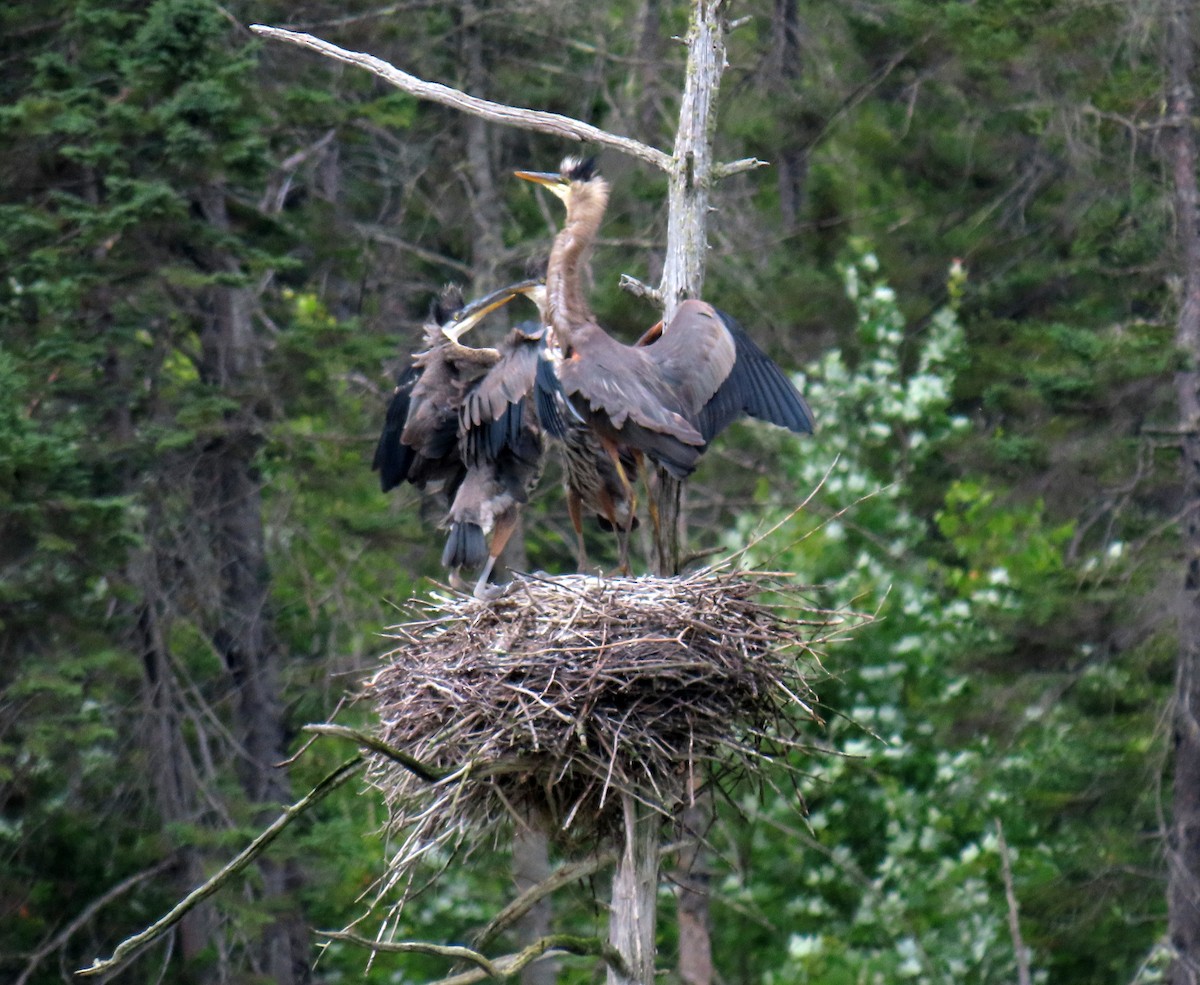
[455,281,643,573]
[373,282,551,596]
[441,314,552,596]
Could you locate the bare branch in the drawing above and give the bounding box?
[617,273,663,305]
[319,936,501,976]
[318,931,630,985]
[16,858,174,985]
[249,26,672,172]
[77,756,366,979]
[470,852,617,951]
[712,157,769,179]
[303,723,448,782]
[354,224,478,278]
[995,820,1032,985]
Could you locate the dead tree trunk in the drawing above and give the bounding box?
[652,0,726,578]
[653,8,726,984]
[607,795,662,985]
[1167,1,1200,982]
[512,823,558,985]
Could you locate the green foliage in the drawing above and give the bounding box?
[0,0,1183,982]
[723,252,1163,985]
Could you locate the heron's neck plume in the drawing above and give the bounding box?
[547,178,610,351]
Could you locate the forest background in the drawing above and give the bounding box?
[0,0,1190,983]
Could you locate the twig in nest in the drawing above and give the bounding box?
[361,568,866,919]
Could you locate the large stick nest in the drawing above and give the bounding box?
[364,568,857,887]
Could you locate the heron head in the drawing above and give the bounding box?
[515,156,602,207]
[439,279,545,344]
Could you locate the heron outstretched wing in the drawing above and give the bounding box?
[643,299,815,445]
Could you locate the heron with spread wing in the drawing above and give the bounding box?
[374,281,555,596]
[456,281,643,574]
[513,157,816,543]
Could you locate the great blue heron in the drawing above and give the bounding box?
[441,314,553,596]
[451,280,643,574]
[374,285,509,496]
[514,157,815,545]
[373,282,552,596]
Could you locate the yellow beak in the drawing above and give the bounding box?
[441,279,544,343]
[514,169,561,188]
[514,169,571,203]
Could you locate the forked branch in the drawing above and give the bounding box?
[470,851,616,951]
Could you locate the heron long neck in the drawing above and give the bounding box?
[546,179,609,353]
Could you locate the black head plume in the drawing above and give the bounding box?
[432,284,465,325]
[561,156,598,182]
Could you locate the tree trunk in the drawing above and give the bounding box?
[652,0,727,579]
[772,0,808,234]
[650,7,725,983]
[674,780,713,985]
[196,183,310,985]
[512,823,557,985]
[1167,1,1200,983]
[461,0,506,292]
[607,794,661,985]
[135,583,218,975]
[633,0,665,144]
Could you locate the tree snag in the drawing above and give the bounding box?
[1167,0,1200,982]
[251,7,767,982]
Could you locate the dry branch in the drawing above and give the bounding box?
[77,756,365,979]
[470,851,615,951]
[996,820,1032,985]
[319,930,629,985]
[16,858,174,985]
[360,568,858,918]
[304,723,446,782]
[249,26,671,171]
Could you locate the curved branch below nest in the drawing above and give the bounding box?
[77,756,366,979]
[470,851,616,951]
[249,26,672,172]
[318,931,629,985]
[305,723,447,782]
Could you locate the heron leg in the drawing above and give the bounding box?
[600,437,637,515]
[635,451,661,551]
[473,510,520,599]
[472,557,498,599]
[600,437,638,575]
[567,486,589,572]
[614,524,631,576]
